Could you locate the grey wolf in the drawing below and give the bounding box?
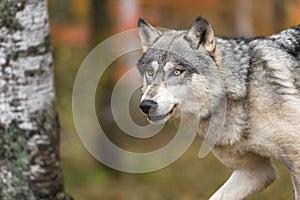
[136,16,300,199]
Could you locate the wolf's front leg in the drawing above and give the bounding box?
[210,149,277,200]
[289,161,300,200]
[291,173,300,200]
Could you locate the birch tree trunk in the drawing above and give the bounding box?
[0,0,69,199]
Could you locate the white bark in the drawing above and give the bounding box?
[0,0,54,130]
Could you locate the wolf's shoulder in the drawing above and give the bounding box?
[268,25,300,55]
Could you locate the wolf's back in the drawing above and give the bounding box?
[270,25,300,59]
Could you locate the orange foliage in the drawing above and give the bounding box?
[50,22,91,46]
[288,0,300,26]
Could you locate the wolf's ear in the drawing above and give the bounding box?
[184,16,216,53]
[138,18,162,53]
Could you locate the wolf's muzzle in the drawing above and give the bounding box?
[140,100,158,115]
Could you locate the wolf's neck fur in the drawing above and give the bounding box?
[215,37,251,100]
[197,37,252,146]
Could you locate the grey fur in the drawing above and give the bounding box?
[137,16,300,199]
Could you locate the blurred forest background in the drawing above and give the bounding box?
[48,0,300,199]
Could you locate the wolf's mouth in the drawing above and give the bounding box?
[148,104,178,123]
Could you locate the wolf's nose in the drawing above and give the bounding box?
[140,100,158,115]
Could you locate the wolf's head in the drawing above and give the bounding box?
[137,16,224,124]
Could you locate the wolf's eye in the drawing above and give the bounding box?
[173,69,183,76]
[147,68,154,76]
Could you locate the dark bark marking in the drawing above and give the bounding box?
[12,35,52,61]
